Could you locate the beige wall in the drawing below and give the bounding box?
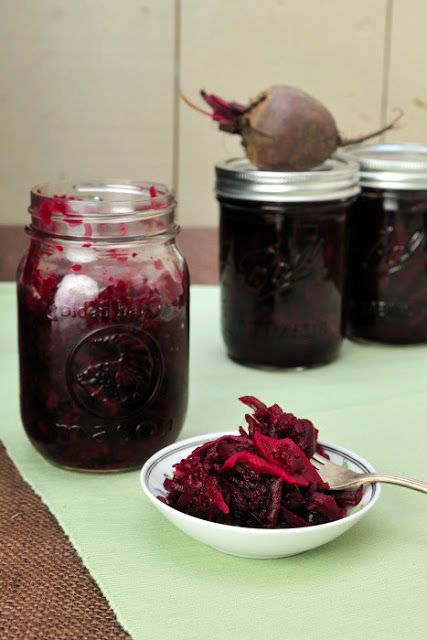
[0,0,426,228]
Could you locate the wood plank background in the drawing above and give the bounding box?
[0,0,426,230]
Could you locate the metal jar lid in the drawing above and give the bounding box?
[348,143,427,190]
[215,155,360,203]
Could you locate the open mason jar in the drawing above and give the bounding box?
[216,157,359,368]
[17,181,189,471]
[346,144,427,344]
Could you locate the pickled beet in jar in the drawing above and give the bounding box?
[216,157,359,368]
[346,144,427,344]
[18,181,189,471]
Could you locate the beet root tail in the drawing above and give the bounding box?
[339,109,403,147]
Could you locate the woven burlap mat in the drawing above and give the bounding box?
[0,442,132,640]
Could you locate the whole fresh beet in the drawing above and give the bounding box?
[240,85,338,170]
[182,85,402,171]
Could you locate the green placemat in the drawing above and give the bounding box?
[1,283,426,640]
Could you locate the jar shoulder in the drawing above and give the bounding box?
[17,238,189,309]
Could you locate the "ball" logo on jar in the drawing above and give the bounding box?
[236,240,326,301]
[66,326,164,418]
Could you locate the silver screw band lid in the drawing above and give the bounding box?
[215,155,360,203]
[347,143,427,190]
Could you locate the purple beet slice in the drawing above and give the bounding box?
[279,507,311,528]
[307,492,344,524]
[239,396,318,456]
[220,470,284,529]
[333,485,364,508]
[164,456,229,518]
[253,431,325,485]
[223,451,309,487]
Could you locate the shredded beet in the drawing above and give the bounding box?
[223,451,309,487]
[18,246,189,471]
[37,194,83,227]
[161,397,362,528]
[240,395,318,457]
[346,192,427,344]
[39,195,67,225]
[252,432,325,486]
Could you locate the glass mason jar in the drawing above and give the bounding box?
[216,156,359,368]
[346,144,427,344]
[17,181,189,471]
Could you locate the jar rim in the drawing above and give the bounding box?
[29,180,177,240]
[30,180,174,216]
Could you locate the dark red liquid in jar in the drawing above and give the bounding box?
[346,189,427,343]
[17,182,189,471]
[219,198,349,367]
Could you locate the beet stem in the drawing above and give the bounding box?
[242,93,267,115]
[339,109,403,146]
[179,92,212,117]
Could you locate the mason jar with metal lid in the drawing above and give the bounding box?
[345,143,427,344]
[215,156,360,367]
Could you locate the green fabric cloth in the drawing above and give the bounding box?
[1,282,426,640]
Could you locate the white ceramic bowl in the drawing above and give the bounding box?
[140,432,381,559]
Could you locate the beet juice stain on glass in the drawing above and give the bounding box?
[17,181,189,471]
[216,157,360,368]
[346,144,427,344]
